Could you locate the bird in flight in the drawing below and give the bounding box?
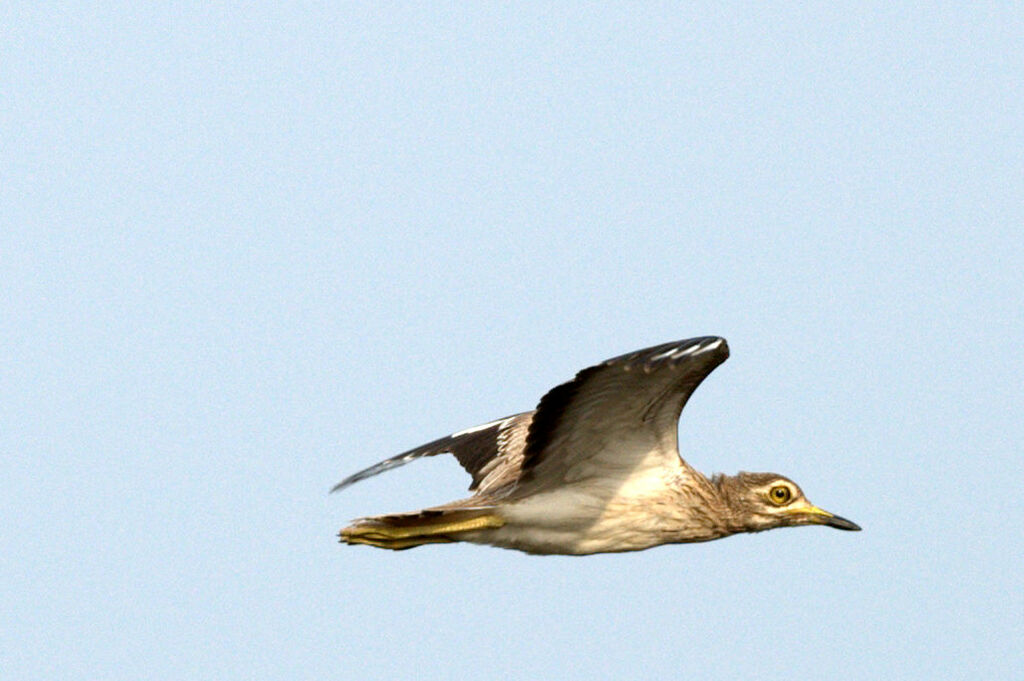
[332,336,860,555]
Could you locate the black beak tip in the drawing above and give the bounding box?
[826,515,861,531]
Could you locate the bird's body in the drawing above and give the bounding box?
[334,336,859,555]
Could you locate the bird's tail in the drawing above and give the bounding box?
[340,507,504,550]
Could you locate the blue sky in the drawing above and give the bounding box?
[3,3,1022,679]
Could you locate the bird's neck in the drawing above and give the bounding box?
[660,471,737,542]
[709,473,761,533]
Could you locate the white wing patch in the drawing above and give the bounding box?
[452,417,510,438]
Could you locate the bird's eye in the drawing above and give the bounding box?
[768,485,792,505]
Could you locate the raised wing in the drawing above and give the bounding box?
[518,336,729,494]
[330,411,534,495]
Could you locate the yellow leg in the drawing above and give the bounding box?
[340,513,505,550]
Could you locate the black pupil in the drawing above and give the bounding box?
[774,488,787,501]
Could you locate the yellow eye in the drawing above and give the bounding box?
[768,485,792,505]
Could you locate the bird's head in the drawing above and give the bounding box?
[714,472,861,533]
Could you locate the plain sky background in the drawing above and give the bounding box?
[2,3,1022,680]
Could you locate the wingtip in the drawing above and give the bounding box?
[708,336,729,359]
[329,479,352,495]
[657,336,729,366]
[691,335,729,361]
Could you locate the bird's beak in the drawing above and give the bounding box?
[819,512,861,531]
[790,504,861,531]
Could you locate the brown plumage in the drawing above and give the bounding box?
[333,337,860,555]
